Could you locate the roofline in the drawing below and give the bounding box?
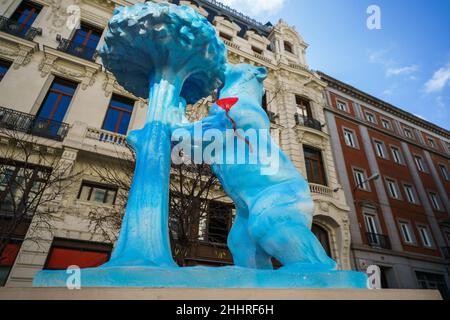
[317,71,450,139]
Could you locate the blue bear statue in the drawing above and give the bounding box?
[173,63,337,272]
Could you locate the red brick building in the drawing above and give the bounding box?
[320,72,450,297]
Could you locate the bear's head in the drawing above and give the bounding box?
[218,63,268,103]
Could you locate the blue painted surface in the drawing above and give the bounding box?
[33,2,368,288]
[33,267,368,288]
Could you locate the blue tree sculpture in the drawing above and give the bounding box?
[98,2,227,267]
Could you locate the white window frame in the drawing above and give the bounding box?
[429,192,441,211]
[353,169,369,191]
[414,156,426,172]
[386,179,400,199]
[337,100,348,112]
[399,221,414,244]
[403,128,414,139]
[439,164,449,181]
[428,138,436,148]
[391,146,403,164]
[404,184,416,204]
[364,214,379,234]
[381,119,391,130]
[417,225,433,248]
[343,129,357,148]
[365,112,376,124]
[374,141,387,159]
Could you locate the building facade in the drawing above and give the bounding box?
[0,0,353,287]
[321,72,450,297]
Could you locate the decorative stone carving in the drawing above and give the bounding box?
[39,54,98,89]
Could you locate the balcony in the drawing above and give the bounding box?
[441,247,450,260]
[0,16,42,41]
[295,114,323,132]
[85,127,127,146]
[366,232,391,250]
[309,183,333,197]
[0,106,69,141]
[56,36,98,62]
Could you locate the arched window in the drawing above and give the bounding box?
[284,41,294,54]
[312,224,332,258]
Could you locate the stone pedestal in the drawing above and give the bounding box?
[0,288,442,300]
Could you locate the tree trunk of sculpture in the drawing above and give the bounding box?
[107,76,183,268]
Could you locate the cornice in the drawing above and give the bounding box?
[319,71,450,139]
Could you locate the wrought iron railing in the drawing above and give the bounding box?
[0,16,42,41]
[294,114,323,131]
[441,247,450,260]
[0,106,69,141]
[366,232,391,250]
[202,0,272,33]
[56,36,98,61]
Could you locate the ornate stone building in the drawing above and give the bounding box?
[1,0,352,287]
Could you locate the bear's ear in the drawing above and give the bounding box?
[255,67,268,82]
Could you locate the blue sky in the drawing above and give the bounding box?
[219,0,450,130]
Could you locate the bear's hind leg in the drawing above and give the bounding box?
[228,212,273,270]
[249,210,337,272]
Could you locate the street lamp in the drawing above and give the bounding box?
[353,173,380,192]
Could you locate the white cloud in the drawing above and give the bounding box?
[424,63,450,93]
[218,0,286,17]
[386,65,418,77]
[368,49,419,79]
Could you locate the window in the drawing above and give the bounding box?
[399,222,414,244]
[44,238,112,270]
[0,59,12,82]
[404,184,417,204]
[366,112,376,124]
[37,77,77,123]
[386,179,400,199]
[295,95,312,118]
[343,129,357,148]
[353,169,369,191]
[0,239,22,286]
[9,1,42,36]
[284,41,293,54]
[0,161,50,215]
[69,23,103,60]
[403,128,414,139]
[429,192,442,211]
[206,201,233,245]
[381,119,391,130]
[312,224,332,258]
[364,214,379,234]
[102,94,135,135]
[219,32,233,41]
[414,156,426,172]
[439,164,449,181]
[77,181,118,205]
[336,100,348,112]
[428,138,436,148]
[304,146,327,186]
[251,46,263,55]
[416,272,450,300]
[418,226,433,248]
[390,146,403,164]
[374,141,387,159]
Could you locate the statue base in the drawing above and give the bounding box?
[33,266,367,289]
[0,287,441,300]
